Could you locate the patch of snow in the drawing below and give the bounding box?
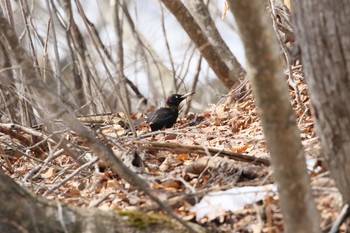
[190,184,277,221]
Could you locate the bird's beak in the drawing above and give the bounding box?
[181,91,195,99]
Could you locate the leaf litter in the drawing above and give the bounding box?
[0,66,344,232]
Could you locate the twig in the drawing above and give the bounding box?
[43,157,99,196]
[33,153,90,195]
[159,1,178,92]
[0,123,56,143]
[45,0,62,88]
[0,124,45,157]
[0,140,61,171]
[113,0,131,112]
[134,140,270,166]
[183,55,202,115]
[0,144,13,173]
[269,0,305,112]
[3,0,15,27]
[57,200,69,233]
[24,148,64,181]
[89,192,116,208]
[329,204,350,233]
[193,147,221,189]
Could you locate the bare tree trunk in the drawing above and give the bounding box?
[228,1,321,233]
[291,0,350,203]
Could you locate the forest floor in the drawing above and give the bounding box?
[0,65,344,232]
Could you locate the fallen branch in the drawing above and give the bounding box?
[0,123,47,157]
[133,140,270,166]
[185,156,268,177]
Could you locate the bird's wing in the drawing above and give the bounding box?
[148,108,174,123]
[134,112,154,126]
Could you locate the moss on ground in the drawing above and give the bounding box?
[118,210,176,229]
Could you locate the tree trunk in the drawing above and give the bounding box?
[291,0,350,203]
[228,1,321,233]
[0,170,203,233]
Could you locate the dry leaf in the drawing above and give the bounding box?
[202,112,211,118]
[41,167,56,179]
[106,179,119,187]
[164,134,177,140]
[230,144,250,153]
[160,180,181,190]
[67,188,80,195]
[177,153,188,161]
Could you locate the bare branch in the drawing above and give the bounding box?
[160,0,246,89]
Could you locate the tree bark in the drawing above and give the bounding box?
[161,0,246,89]
[0,170,203,233]
[228,1,321,233]
[291,0,350,203]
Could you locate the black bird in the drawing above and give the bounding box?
[137,92,195,131]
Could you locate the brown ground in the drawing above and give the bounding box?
[0,66,344,232]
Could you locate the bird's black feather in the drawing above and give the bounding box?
[148,107,179,131]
